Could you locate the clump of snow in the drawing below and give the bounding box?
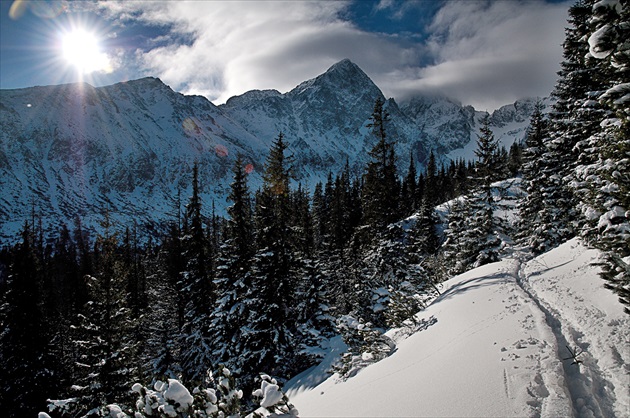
[588,24,615,59]
[163,379,194,409]
[106,404,127,418]
[593,0,622,13]
[254,380,284,408]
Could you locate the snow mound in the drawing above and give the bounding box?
[287,239,629,417]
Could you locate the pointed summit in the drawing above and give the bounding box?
[326,58,364,76]
[289,59,383,107]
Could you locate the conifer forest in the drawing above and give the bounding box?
[0,0,628,416]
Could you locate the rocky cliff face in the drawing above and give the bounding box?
[0,60,542,240]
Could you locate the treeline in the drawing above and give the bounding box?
[0,98,521,417]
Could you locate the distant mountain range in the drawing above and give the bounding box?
[0,59,543,240]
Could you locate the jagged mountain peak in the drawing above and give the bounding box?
[290,59,382,102]
[324,58,367,79]
[490,97,544,128]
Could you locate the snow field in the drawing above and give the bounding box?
[287,239,629,417]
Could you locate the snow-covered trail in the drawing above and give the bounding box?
[287,239,629,417]
[518,240,629,418]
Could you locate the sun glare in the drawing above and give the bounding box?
[62,28,111,75]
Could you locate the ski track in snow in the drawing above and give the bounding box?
[517,242,629,418]
[288,239,629,417]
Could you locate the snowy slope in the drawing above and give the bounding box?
[286,239,630,417]
[0,78,268,239]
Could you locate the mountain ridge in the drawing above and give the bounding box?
[0,59,543,240]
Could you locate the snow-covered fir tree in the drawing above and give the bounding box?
[0,222,55,417]
[211,155,255,367]
[233,133,299,391]
[518,100,559,254]
[574,0,630,312]
[362,98,399,233]
[68,217,138,416]
[179,163,216,386]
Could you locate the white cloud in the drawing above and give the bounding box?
[385,0,571,110]
[96,0,570,110]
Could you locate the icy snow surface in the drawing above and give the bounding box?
[287,239,629,417]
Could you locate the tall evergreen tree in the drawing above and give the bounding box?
[475,115,503,265]
[70,216,137,415]
[0,222,53,417]
[545,0,605,246]
[362,98,399,232]
[576,0,630,313]
[235,133,297,390]
[180,163,215,385]
[518,100,560,254]
[442,198,475,276]
[401,150,417,216]
[458,115,503,268]
[423,151,438,208]
[212,155,255,366]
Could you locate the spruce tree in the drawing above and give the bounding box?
[470,114,503,267]
[180,163,215,386]
[362,98,399,233]
[70,217,137,415]
[424,151,438,208]
[235,133,297,391]
[211,155,255,366]
[0,222,53,417]
[545,0,605,246]
[518,100,558,254]
[442,198,474,276]
[577,0,630,313]
[401,150,417,216]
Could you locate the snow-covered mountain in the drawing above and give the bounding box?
[286,238,630,417]
[0,59,543,240]
[0,78,268,239]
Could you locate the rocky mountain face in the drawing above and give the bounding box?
[0,59,542,240]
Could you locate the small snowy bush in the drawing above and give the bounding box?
[332,315,395,379]
[250,374,299,417]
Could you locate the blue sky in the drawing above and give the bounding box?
[1,0,571,110]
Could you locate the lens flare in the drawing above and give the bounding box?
[9,0,67,20]
[8,0,28,20]
[31,1,67,19]
[245,164,254,174]
[182,117,201,135]
[215,144,229,158]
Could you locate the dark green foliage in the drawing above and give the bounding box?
[400,150,418,217]
[332,315,394,379]
[211,155,255,370]
[0,222,54,417]
[362,98,399,232]
[69,218,138,415]
[575,0,629,313]
[518,100,561,255]
[233,133,299,391]
[179,162,215,386]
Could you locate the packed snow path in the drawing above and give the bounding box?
[287,239,629,417]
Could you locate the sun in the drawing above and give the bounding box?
[61,28,111,75]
